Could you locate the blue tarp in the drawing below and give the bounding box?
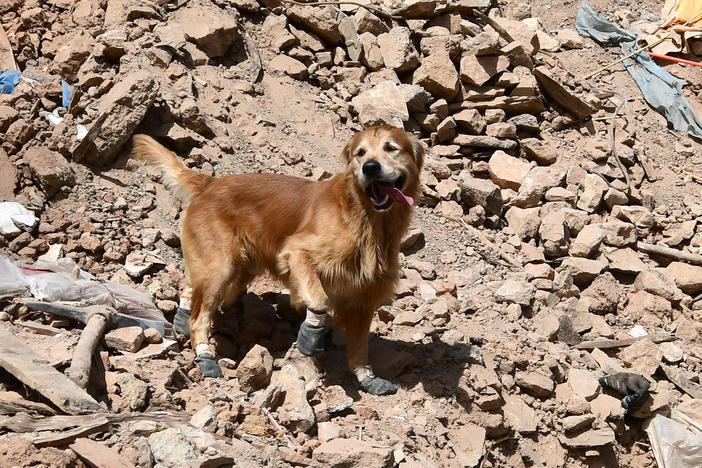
[61,79,74,107]
[576,2,702,140]
[0,69,20,94]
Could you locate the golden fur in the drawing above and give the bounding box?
[132,126,424,373]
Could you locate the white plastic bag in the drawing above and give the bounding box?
[0,258,28,299]
[645,412,702,468]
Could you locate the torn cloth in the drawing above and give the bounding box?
[576,2,702,140]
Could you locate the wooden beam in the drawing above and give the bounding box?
[575,334,676,350]
[33,416,110,447]
[661,365,702,399]
[0,326,102,415]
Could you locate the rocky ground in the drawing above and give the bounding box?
[1,0,702,466]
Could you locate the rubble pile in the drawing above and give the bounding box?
[1,0,702,467]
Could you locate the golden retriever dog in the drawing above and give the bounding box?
[132,126,424,394]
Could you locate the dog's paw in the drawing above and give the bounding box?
[360,376,397,395]
[173,307,191,337]
[296,322,328,356]
[195,354,223,378]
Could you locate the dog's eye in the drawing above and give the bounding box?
[355,148,366,157]
[385,143,399,152]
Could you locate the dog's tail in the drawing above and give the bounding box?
[132,135,212,203]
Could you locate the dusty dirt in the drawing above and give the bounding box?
[1,0,702,467]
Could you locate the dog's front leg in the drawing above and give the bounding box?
[280,249,331,356]
[345,308,398,395]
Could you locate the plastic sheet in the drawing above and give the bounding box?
[576,2,702,140]
[0,69,20,94]
[645,413,702,468]
[0,258,28,299]
[2,255,173,337]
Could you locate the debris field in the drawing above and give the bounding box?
[1,0,702,467]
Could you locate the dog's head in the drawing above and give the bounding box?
[340,126,424,212]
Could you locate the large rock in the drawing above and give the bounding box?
[665,262,702,295]
[533,66,592,120]
[273,365,315,432]
[460,55,510,86]
[570,224,605,257]
[269,55,308,80]
[503,394,537,434]
[237,344,273,393]
[623,290,672,326]
[567,368,599,400]
[351,81,408,127]
[581,273,621,315]
[412,51,459,100]
[488,151,530,190]
[459,172,502,214]
[496,279,535,306]
[377,27,420,73]
[287,5,342,44]
[520,138,557,165]
[148,428,198,465]
[576,174,607,212]
[314,438,393,468]
[0,148,17,199]
[22,147,75,198]
[74,70,158,165]
[559,427,615,448]
[105,326,145,353]
[606,248,647,274]
[559,257,606,284]
[633,269,684,303]
[612,205,654,229]
[602,220,636,247]
[515,371,555,397]
[453,109,486,134]
[505,206,540,239]
[174,3,239,57]
[619,338,663,376]
[511,165,567,208]
[448,424,486,467]
[539,212,569,257]
[52,32,93,81]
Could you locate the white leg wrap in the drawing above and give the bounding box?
[179,296,192,310]
[195,343,211,356]
[353,366,374,381]
[305,309,328,327]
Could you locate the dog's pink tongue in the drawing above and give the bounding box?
[375,183,414,205]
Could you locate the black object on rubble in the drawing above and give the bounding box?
[599,372,650,411]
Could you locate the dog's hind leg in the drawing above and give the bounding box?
[188,262,249,378]
[345,307,397,396]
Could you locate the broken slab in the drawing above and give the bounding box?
[533,66,592,120]
[448,423,486,467]
[559,426,615,448]
[503,394,537,434]
[0,327,102,414]
[74,70,158,165]
[460,55,510,86]
[313,438,393,468]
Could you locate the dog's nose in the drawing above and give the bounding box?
[362,160,381,177]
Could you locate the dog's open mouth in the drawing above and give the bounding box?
[365,175,413,211]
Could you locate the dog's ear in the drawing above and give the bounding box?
[339,143,351,163]
[412,137,425,170]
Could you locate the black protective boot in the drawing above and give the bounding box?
[296,321,330,356]
[195,353,223,378]
[359,375,398,395]
[173,307,191,337]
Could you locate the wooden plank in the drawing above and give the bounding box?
[0,391,56,416]
[15,320,64,336]
[575,334,676,350]
[1,411,188,433]
[661,365,702,399]
[33,416,110,447]
[70,438,134,468]
[0,326,102,415]
[0,23,16,70]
